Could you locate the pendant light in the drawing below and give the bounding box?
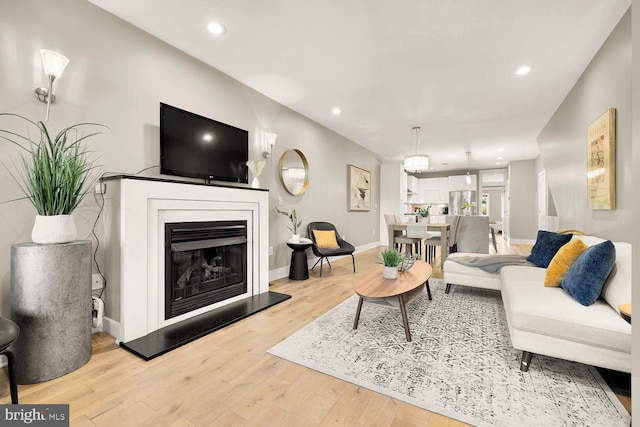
[465,151,472,185]
[404,127,430,173]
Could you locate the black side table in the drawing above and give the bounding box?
[287,238,313,280]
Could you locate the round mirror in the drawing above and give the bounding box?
[279,149,309,196]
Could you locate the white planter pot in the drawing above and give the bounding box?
[31,214,77,244]
[383,266,398,279]
[291,234,301,243]
[251,176,260,188]
[419,217,429,224]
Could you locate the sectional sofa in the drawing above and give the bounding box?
[443,234,631,373]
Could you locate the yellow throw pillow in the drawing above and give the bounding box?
[544,239,588,287]
[313,230,340,249]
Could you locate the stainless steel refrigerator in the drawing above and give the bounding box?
[449,190,477,215]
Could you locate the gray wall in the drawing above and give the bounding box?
[537,10,631,241]
[534,156,558,217]
[630,1,639,422]
[538,12,635,422]
[507,160,537,241]
[483,189,503,222]
[0,0,381,318]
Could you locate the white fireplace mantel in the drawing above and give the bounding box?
[102,175,269,343]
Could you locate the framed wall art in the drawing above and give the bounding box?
[587,108,616,210]
[348,164,371,211]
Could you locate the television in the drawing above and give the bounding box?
[160,103,249,183]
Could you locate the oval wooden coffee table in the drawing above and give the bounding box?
[353,260,433,342]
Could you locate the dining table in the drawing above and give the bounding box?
[388,222,451,268]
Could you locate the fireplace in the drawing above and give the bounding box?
[102,175,270,343]
[165,220,247,319]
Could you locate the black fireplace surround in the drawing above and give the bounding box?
[165,220,247,319]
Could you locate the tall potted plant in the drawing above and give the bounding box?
[0,113,104,243]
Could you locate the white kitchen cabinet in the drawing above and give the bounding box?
[438,179,449,203]
[448,174,477,191]
[418,177,448,203]
[407,174,419,195]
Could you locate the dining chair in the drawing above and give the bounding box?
[413,215,451,264]
[385,214,421,255]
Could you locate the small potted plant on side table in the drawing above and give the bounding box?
[275,206,302,243]
[381,249,403,279]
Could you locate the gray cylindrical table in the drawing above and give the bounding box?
[10,240,92,384]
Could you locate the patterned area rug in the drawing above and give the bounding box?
[268,280,630,427]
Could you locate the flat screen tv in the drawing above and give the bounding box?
[160,103,249,183]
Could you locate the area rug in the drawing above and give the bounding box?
[268,280,630,427]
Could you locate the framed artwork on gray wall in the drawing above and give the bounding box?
[348,164,371,211]
[587,108,616,210]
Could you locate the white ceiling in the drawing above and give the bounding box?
[88,0,630,172]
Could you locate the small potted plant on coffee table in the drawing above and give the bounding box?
[380,249,403,279]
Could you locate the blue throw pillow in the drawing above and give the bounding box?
[561,240,616,306]
[526,230,573,268]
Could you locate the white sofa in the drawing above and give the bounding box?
[443,235,632,373]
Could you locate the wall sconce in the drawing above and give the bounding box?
[465,151,472,185]
[262,132,277,158]
[34,49,70,121]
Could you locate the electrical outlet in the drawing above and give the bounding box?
[269,246,273,256]
[92,296,104,329]
[278,196,283,206]
[92,274,104,290]
[94,183,106,194]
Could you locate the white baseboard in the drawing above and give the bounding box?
[102,316,121,344]
[269,266,291,282]
[357,241,383,252]
[268,240,381,281]
[508,238,536,245]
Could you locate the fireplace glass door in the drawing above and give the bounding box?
[165,220,247,319]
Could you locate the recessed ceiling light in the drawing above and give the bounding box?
[332,107,342,115]
[496,162,502,165]
[497,148,505,152]
[207,22,227,35]
[514,65,533,75]
[497,156,503,160]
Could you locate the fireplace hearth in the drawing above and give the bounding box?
[165,220,247,319]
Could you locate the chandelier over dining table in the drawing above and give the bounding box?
[403,126,430,173]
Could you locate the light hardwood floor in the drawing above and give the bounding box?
[0,234,629,425]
